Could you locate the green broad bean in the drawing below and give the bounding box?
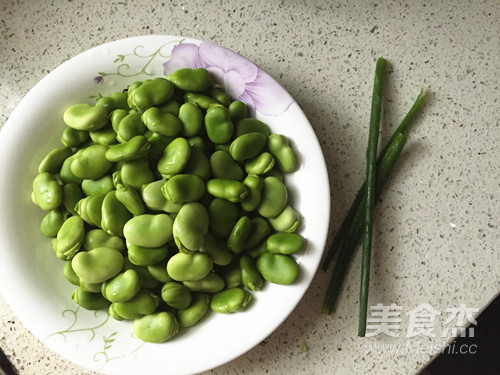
[89,125,118,146]
[127,78,174,112]
[101,269,142,303]
[222,263,242,288]
[141,107,182,136]
[76,194,104,227]
[63,261,80,286]
[32,172,62,211]
[157,137,191,179]
[128,243,169,266]
[40,208,67,238]
[257,252,299,285]
[38,147,73,174]
[62,183,84,216]
[227,216,252,254]
[96,91,129,112]
[173,202,209,252]
[79,279,102,293]
[147,132,175,159]
[147,257,174,283]
[51,237,58,254]
[268,134,296,173]
[183,272,225,293]
[177,293,210,327]
[204,104,233,144]
[228,100,248,122]
[61,127,89,148]
[83,229,125,252]
[63,103,108,131]
[115,184,146,215]
[240,256,265,291]
[112,170,122,187]
[240,174,263,212]
[207,198,238,238]
[166,252,213,282]
[167,68,214,92]
[267,205,300,232]
[70,145,112,180]
[210,150,244,181]
[158,100,180,116]
[74,196,94,225]
[182,148,211,180]
[141,179,183,213]
[204,86,231,106]
[81,175,114,196]
[178,102,203,137]
[210,288,252,314]
[184,92,218,110]
[161,282,192,309]
[116,111,147,143]
[235,118,270,137]
[267,233,305,255]
[199,232,232,266]
[105,135,150,162]
[85,194,105,227]
[109,290,159,320]
[55,215,85,260]
[123,214,173,248]
[245,152,275,175]
[133,312,179,343]
[120,158,155,189]
[187,136,206,152]
[206,179,248,203]
[110,109,128,133]
[73,279,100,295]
[257,176,288,218]
[71,288,111,310]
[128,81,143,93]
[59,153,84,185]
[147,259,173,283]
[161,174,205,203]
[229,132,267,161]
[71,246,124,284]
[101,190,133,237]
[245,217,271,249]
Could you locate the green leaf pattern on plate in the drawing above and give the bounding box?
[94,39,185,83]
[45,306,145,371]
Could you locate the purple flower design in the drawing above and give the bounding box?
[163,42,294,116]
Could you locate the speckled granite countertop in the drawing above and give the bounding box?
[1,1,499,374]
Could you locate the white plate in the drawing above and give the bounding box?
[0,35,330,375]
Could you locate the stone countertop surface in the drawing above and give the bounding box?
[0,0,498,374]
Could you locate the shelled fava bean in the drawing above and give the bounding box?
[31,68,306,343]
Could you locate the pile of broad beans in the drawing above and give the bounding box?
[31,68,305,343]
